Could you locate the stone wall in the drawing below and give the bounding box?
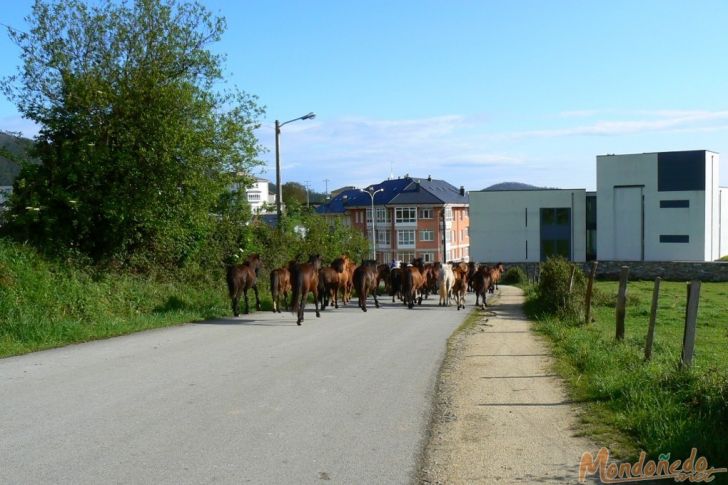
[484,261,728,282]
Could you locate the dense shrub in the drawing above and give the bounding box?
[501,266,527,285]
[536,256,585,318]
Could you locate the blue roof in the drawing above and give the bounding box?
[391,178,468,205]
[315,176,468,215]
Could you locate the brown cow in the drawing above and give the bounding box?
[318,266,341,309]
[353,261,380,312]
[226,254,262,316]
[471,265,492,310]
[291,255,322,325]
[269,267,291,313]
[401,258,428,309]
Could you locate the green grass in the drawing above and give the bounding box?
[525,280,728,474]
[0,239,272,358]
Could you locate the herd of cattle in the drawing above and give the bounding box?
[227,254,505,325]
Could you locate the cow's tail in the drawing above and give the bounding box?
[226,265,237,299]
[403,269,414,308]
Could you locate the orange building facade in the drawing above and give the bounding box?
[317,177,470,264]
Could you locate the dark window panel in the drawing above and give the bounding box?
[660,199,690,208]
[556,208,570,225]
[657,151,705,192]
[541,208,554,225]
[659,235,690,243]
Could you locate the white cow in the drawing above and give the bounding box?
[438,264,455,306]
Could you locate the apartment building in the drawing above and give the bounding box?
[317,176,470,263]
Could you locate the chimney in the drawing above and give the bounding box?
[459,186,465,196]
[427,175,432,181]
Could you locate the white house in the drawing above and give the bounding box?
[469,189,587,262]
[244,178,276,214]
[597,150,724,261]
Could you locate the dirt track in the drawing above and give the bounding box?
[420,286,600,484]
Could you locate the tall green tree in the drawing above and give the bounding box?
[1,0,264,265]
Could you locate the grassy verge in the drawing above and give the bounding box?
[525,279,728,470]
[0,239,272,358]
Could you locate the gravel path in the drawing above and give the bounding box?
[420,286,600,484]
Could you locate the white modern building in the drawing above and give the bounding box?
[469,150,728,263]
[597,150,724,261]
[244,178,276,214]
[470,189,587,262]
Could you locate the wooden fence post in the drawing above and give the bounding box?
[644,277,661,360]
[615,266,629,341]
[584,261,598,324]
[568,266,577,294]
[680,280,701,369]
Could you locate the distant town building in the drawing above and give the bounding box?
[317,176,470,263]
[469,150,728,263]
[244,178,276,214]
[470,188,588,263]
[597,150,725,261]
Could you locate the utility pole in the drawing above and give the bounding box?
[323,178,330,197]
[304,180,311,207]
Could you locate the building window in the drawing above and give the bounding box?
[541,239,570,258]
[660,200,690,208]
[376,207,390,223]
[420,230,434,241]
[540,207,571,261]
[419,208,433,219]
[398,252,415,263]
[366,209,372,223]
[247,193,261,201]
[660,235,690,243]
[397,230,416,247]
[420,252,435,263]
[445,231,452,242]
[376,230,391,246]
[657,151,705,192]
[445,207,453,221]
[586,195,597,261]
[463,247,469,258]
[395,207,417,223]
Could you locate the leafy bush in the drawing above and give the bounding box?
[1,0,264,267]
[501,266,527,285]
[536,256,585,319]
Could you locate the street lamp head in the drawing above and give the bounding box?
[275,110,316,228]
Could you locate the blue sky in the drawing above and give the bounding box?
[2,1,728,192]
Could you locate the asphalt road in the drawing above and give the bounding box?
[0,295,468,484]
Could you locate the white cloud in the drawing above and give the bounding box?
[539,110,728,138]
[258,109,728,192]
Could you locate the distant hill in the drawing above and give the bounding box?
[0,132,34,186]
[482,182,551,191]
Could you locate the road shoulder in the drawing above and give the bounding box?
[419,286,599,484]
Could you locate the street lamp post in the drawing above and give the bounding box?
[275,112,316,227]
[360,187,384,261]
